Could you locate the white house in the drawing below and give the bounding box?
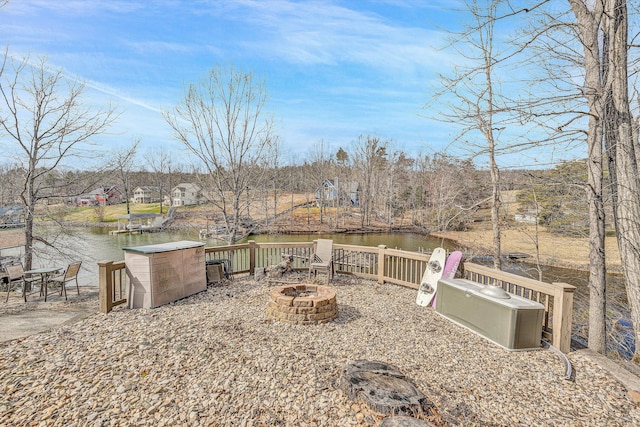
[315,178,359,206]
[171,183,204,206]
[133,186,161,204]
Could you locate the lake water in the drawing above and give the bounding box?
[1,227,452,288]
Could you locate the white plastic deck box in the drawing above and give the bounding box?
[124,240,206,309]
[435,278,545,351]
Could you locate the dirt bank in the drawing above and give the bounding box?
[431,224,622,273]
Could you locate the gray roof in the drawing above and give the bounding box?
[117,213,161,220]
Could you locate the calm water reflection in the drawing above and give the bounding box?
[239,232,457,252]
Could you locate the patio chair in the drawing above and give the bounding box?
[3,263,38,302]
[49,261,82,300]
[308,239,335,284]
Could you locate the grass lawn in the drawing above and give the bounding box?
[62,203,165,223]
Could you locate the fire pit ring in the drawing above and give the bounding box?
[266,284,338,324]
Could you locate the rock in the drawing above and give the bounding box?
[339,360,432,416]
[254,268,266,280]
[266,260,293,278]
[379,415,435,427]
[264,254,294,278]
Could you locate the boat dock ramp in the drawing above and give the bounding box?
[110,209,175,235]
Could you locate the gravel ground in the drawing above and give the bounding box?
[1,275,639,426]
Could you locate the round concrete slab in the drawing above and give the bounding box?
[0,287,99,342]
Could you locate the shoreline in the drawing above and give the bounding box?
[430,228,624,275]
[20,219,619,274]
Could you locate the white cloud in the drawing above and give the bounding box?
[0,0,466,163]
[203,0,451,76]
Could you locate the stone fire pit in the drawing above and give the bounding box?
[266,284,338,325]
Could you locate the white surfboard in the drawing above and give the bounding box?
[416,247,447,307]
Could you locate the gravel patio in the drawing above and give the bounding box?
[1,275,638,426]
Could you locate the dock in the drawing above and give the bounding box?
[110,208,177,235]
[0,223,25,229]
[109,227,162,235]
[110,213,164,235]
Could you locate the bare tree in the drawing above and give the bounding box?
[262,136,282,226]
[417,153,484,232]
[110,140,139,216]
[500,0,610,354]
[432,0,514,269]
[352,135,388,228]
[0,53,116,270]
[547,0,609,355]
[598,0,640,361]
[0,162,20,206]
[306,140,333,226]
[512,0,639,356]
[379,150,413,229]
[146,147,172,214]
[164,160,186,208]
[163,65,275,244]
[335,147,351,228]
[532,0,640,357]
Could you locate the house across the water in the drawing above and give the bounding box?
[133,186,162,204]
[0,206,25,228]
[315,178,360,206]
[73,185,124,206]
[170,183,205,206]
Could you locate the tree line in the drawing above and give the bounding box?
[0,139,593,240]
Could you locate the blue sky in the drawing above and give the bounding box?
[0,0,584,168]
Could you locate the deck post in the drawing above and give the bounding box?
[377,245,387,284]
[98,260,113,314]
[249,240,256,275]
[552,283,575,353]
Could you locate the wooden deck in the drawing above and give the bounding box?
[98,240,576,353]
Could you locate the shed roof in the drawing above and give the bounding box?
[117,213,161,220]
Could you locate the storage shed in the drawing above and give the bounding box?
[124,240,206,309]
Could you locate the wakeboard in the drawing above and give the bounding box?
[430,250,463,308]
[416,247,446,307]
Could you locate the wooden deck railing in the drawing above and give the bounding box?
[97,260,128,314]
[98,241,576,353]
